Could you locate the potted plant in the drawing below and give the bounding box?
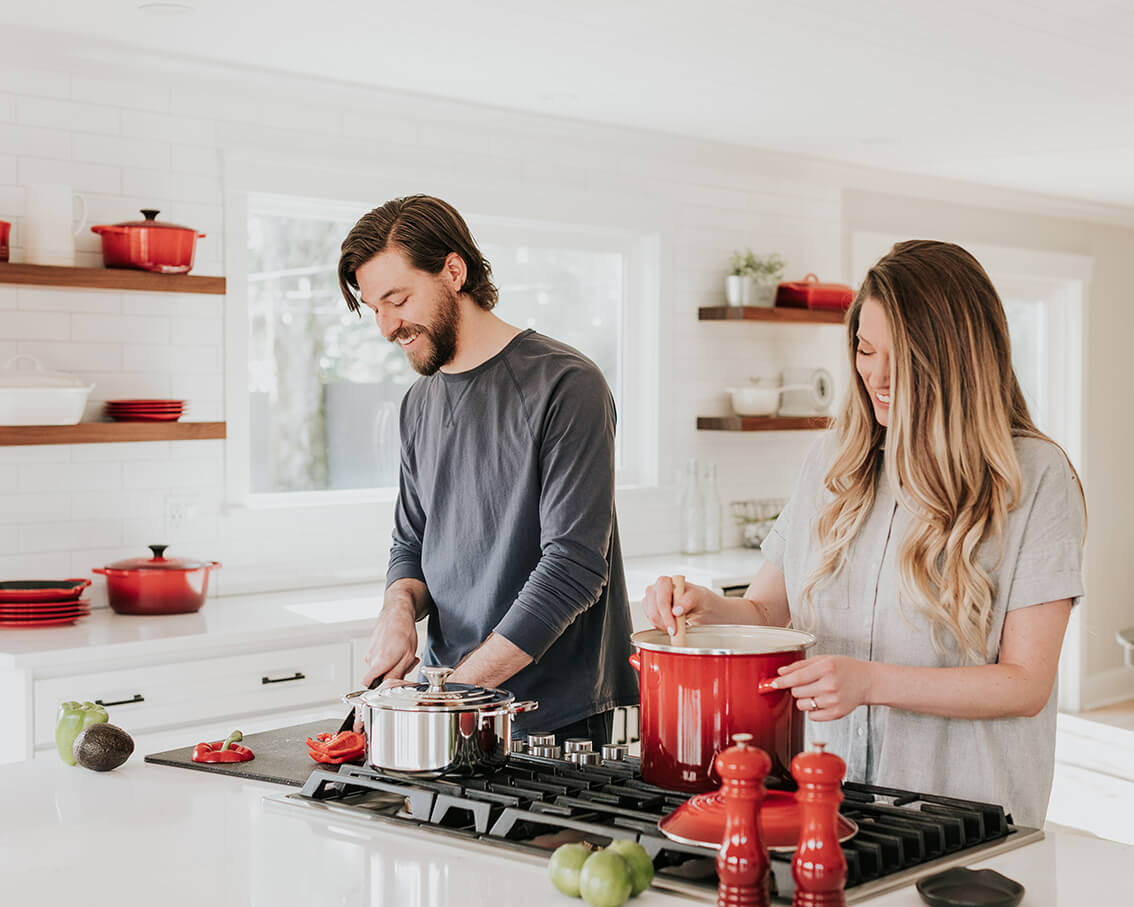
[726,249,785,307]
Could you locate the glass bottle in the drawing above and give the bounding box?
[702,461,722,553]
[680,458,705,555]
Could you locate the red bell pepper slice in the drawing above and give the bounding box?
[192,741,254,763]
[305,730,366,764]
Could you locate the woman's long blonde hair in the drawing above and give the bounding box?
[802,240,1074,662]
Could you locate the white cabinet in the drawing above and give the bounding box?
[30,642,351,752]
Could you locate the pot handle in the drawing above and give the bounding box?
[756,678,781,695]
[510,700,539,715]
[628,653,640,672]
[91,567,109,576]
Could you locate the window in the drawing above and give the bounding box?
[246,195,653,496]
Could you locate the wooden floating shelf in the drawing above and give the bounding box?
[698,306,845,324]
[697,416,831,432]
[0,421,226,446]
[0,263,225,295]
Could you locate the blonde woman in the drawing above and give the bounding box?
[642,240,1085,827]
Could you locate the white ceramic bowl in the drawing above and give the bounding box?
[726,385,779,416]
[0,355,94,425]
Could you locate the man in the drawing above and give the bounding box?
[337,194,639,745]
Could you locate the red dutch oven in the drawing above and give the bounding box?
[93,544,221,615]
[91,209,205,274]
[629,625,816,792]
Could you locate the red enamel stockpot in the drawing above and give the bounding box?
[629,625,816,792]
[93,544,221,615]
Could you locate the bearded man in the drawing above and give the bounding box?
[337,195,639,747]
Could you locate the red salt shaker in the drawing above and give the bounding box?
[716,732,772,907]
[791,743,847,907]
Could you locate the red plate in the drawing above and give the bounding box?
[0,614,87,628]
[109,413,183,422]
[0,600,91,617]
[658,788,858,852]
[0,579,91,603]
[106,399,186,405]
[106,406,184,412]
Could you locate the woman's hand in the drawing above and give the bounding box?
[641,575,715,634]
[769,655,876,721]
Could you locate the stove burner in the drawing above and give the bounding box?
[273,746,1042,904]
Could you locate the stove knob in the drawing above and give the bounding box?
[576,751,600,766]
[510,738,527,754]
[601,744,628,762]
[528,733,556,748]
[564,738,593,754]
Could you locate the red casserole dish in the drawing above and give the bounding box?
[91,209,205,274]
[0,579,91,603]
[775,274,855,311]
[93,544,220,615]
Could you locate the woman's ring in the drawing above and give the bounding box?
[808,697,819,711]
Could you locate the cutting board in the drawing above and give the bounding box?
[144,719,346,786]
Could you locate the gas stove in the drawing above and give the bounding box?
[266,742,1043,903]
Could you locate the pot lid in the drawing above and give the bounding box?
[103,544,213,572]
[108,209,195,231]
[0,355,91,389]
[361,666,514,712]
[631,624,816,656]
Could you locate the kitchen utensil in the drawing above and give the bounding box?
[0,579,91,603]
[0,220,10,262]
[726,368,832,418]
[629,625,815,792]
[91,209,205,274]
[777,367,834,417]
[670,574,687,646]
[659,783,858,852]
[342,665,538,776]
[0,355,94,425]
[775,273,855,312]
[915,867,1025,907]
[23,184,87,267]
[93,544,221,615]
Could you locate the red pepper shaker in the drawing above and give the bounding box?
[791,742,847,907]
[716,732,772,907]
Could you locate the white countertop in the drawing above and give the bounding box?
[0,753,1127,906]
[0,548,765,670]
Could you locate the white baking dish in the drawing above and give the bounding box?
[0,356,94,425]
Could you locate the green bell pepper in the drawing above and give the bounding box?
[56,701,110,765]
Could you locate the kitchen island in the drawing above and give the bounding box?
[0,752,1127,906]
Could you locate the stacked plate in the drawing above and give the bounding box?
[0,579,92,628]
[105,399,186,422]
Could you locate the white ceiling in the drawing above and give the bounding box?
[3,0,1134,210]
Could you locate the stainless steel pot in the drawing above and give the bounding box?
[343,666,538,776]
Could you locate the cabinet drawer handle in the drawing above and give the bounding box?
[262,671,306,685]
[95,694,145,707]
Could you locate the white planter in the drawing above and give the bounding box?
[725,274,746,306]
[725,275,776,307]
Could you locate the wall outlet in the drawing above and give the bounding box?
[165,495,200,535]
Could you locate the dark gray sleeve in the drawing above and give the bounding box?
[493,365,616,660]
[386,391,427,588]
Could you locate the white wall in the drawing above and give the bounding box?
[0,31,1130,707]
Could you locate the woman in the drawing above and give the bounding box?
[643,240,1085,827]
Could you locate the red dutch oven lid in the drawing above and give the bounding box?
[92,210,203,235]
[102,544,217,572]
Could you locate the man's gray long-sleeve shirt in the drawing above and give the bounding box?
[385,330,640,732]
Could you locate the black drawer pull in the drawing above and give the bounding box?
[95,694,145,707]
[262,671,306,685]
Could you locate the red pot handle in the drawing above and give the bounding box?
[756,678,780,695]
[628,653,640,672]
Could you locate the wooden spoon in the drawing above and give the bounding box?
[671,574,687,647]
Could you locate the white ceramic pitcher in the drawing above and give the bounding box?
[23,184,87,266]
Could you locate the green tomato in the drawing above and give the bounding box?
[605,840,654,897]
[549,842,591,897]
[579,851,632,907]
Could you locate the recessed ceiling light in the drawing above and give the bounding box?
[136,2,195,14]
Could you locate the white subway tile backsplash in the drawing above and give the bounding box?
[19,518,119,553]
[71,74,171,113]
[0,93,15,122]
[19,288,121,314]
[169,373,222,400]
[17,157,121,194]
[120,456,221,490]
[70,441,171,462]
[0,65,70,100]
[120,109,216,145]
[84,371,172,401]
[72,313,170,345]
[169,439,224,459]
[120,295,222,318]
[18,460,121,493]
[122,343,220,374]
[120,516,168,547]
[171,144,220,176]
[17,341,121,371]
[0,288,17,310]
[70,489,165,520]
[18,96,121,135]
[73,133,172,170]
[169,317,222,346]
[0,122,71,159]
[121,168,222,205]
[0,551,73,579]
[0,310,70,340]
[0,526,17,554]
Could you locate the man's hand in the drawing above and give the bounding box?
[361,580,427,688]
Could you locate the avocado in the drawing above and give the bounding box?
[73,723,134,772]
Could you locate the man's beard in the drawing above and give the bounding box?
[393,285,460,376]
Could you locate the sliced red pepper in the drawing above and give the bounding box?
[192,741,255,763]
[305,730,365,764]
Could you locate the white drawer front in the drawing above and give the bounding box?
[34,642,351,746]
